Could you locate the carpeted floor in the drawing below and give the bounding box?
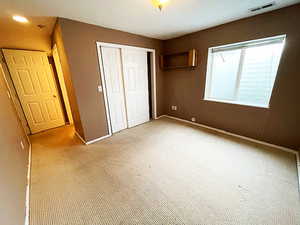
[30,117,300,225]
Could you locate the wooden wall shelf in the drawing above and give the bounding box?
[160,49,197,70]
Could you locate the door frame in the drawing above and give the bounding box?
[96,42,157,136]
[52,44,74,125]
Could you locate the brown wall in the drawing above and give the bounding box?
[163,5,300,150]
[57,18,164,142]
[0,61,29,225]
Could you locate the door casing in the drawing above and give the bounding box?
[96,42,157,138]
[52,44,74,125]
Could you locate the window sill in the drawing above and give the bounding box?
[203,98,269,109]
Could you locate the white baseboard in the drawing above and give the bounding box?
[161,115,298,153]
[156,115,165,120]
[160,115,300,189]
[75,131,111,145]
[25,142,32,225]
[75,132,86,144]
[86,135,111,145]
[297,153,300,191]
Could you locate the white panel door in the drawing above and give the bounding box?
[101,47,127,133]
[3,49,65,134]
[121,49,150,128]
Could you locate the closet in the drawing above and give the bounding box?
[100,46,150,134]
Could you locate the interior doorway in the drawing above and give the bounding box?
[2,49,68,134]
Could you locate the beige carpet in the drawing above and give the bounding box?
[30,117,300,225]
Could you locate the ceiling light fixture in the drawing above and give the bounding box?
[152,0,170,11]
[12,15,29,23]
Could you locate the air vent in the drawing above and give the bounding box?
[249,2,276,12]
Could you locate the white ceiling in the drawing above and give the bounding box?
[1,0,300,40]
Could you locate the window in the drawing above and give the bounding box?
[204,35,285,108]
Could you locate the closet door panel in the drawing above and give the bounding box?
[122,49,150,128]
[101,47,127,133]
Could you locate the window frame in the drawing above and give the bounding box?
[204,35,286,109]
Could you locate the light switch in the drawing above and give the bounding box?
[97,85,103,93]
[171,105,177,111]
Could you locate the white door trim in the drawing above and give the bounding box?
[75,131,111,145]
[96,42,157,137]
[96,45,113,137]
[97,42,156,54]
[52,44,74,125]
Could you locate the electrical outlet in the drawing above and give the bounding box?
[97,85,103,93]
[20,141,24,150]
[191,117,196,122]
[171,105,177,111]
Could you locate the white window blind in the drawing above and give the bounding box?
[204,35,285,108]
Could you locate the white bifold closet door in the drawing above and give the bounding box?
[122,49,150,128]
[101,46,150,133]
[101,47,128,133]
